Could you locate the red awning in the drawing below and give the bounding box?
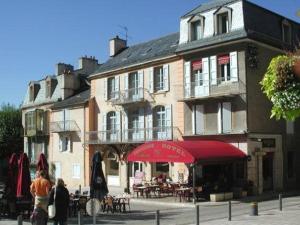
[127,141,247,163]
[192,60,202,71]
[218,55,230,65]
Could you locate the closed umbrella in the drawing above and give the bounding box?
[90,151,108,200]
[37,153,49,179]
[16,153,31,199]
[6,153,18,198]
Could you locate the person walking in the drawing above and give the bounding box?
[30,170,51,211]
[48,178,70,225]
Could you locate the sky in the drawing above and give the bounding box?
[0,0,299,107]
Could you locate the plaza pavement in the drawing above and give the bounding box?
[0,193,299,225]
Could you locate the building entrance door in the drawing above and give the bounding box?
[263,153,274,191]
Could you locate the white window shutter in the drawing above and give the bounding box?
[104,78,108,101]
[116,111,121,141]
[218,103,222,134]
[210,56,217,85]
[184,61,191,98]
[149,68,154,93]
[222,102,232,133]
[195,105,204,134]
[146,106,153,140]
[165,104,172,139]
[192,105,196,135]
[139,107,145,140]
[115,76,120,99]
[59,136,63,152]
[202,57,210,96]
[124,74,129,99]
[163,64,169,91]
[123,110,128,141]
[230,51,238,82]
[138,70,144,98]
[102,113,107,142]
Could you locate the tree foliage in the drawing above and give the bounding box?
[0,103,23,158]
[260,55,300,121]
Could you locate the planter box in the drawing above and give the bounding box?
[210,193,224,202]
[224,192,233,200]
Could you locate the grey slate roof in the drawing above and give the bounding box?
[90,33,179,77]
[52,89,90,109]
[182,0,240,18]
[176,29,248,53]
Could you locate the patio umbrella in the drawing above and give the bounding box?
[37,153,49,179]
[6,153,18,198]
[16,153,31,199]
[90,151,108,200]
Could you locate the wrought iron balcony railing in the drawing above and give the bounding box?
[85,126,181,144]
[50,120,80,133]
[110,88,150,105]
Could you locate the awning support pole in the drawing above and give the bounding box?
[193,164,196,204]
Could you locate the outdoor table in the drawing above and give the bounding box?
[175,187,192,202]
[136,186,149,198]
[113,196,130,212]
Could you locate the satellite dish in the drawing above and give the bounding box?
[86,198,101,216]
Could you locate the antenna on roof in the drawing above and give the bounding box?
[118,25,132,42]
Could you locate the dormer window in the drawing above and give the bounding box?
[214,7,232,35]
[282,20,291,44]
[218,13,229,34]
[188,15,204,41]
[29,83,40,102]
[45,77,57,98]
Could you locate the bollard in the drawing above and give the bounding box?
[17,215,22,225]
[195,205,200,225]
[228,201,232,221]
[78,211,82,225]
[279,194,282,211]
[250,202,258,216]
[155,210,160,225]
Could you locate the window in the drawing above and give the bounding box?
[54,162,61,179]
[155,163,169,173]
[217,54,230,83]
[72,164,80,179]
[282,21,291,44]
[218,12,229,34]
[108,153,119,176]
[107,77,116,100]
[191,60,203,85]
[154,66,164,91]
[107,111,116,131]
[153,106,166,128]
[191,20,202,41]
[218,102,232,133]
[129,72,139,98]
[59,135,71,152]
[287,151,295,178]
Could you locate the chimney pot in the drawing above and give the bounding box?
[109,36,127,57]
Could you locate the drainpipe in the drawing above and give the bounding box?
[193,164,196,204]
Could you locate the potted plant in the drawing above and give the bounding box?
[260,54,300,121]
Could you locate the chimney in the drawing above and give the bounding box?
[56,63,74,75]
[78,56,99,73]
[109,36,127,57]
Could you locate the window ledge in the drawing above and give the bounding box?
[153,90,168,95]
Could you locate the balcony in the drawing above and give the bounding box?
[85,126,180,144]
[109,88,151,106]
[50,120,80,133]
[24,110,48,137]
[180,78,246,101]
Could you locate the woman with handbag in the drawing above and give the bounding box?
[48,178,70,225]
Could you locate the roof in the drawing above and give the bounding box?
[176,29,247,53]
[90,33,179,77]
[182,0,240,18]
[127,141,247,163]
[51,89,90,109]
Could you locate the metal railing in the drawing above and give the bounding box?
[110,88,147,105]
[85,126,181,144]
[50,120,80,133]
[182,78,245,100]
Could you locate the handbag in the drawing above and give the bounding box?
[48,187,56,218]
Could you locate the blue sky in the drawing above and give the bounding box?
[0,0,299,107]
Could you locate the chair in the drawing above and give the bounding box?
[122,193,131,212]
